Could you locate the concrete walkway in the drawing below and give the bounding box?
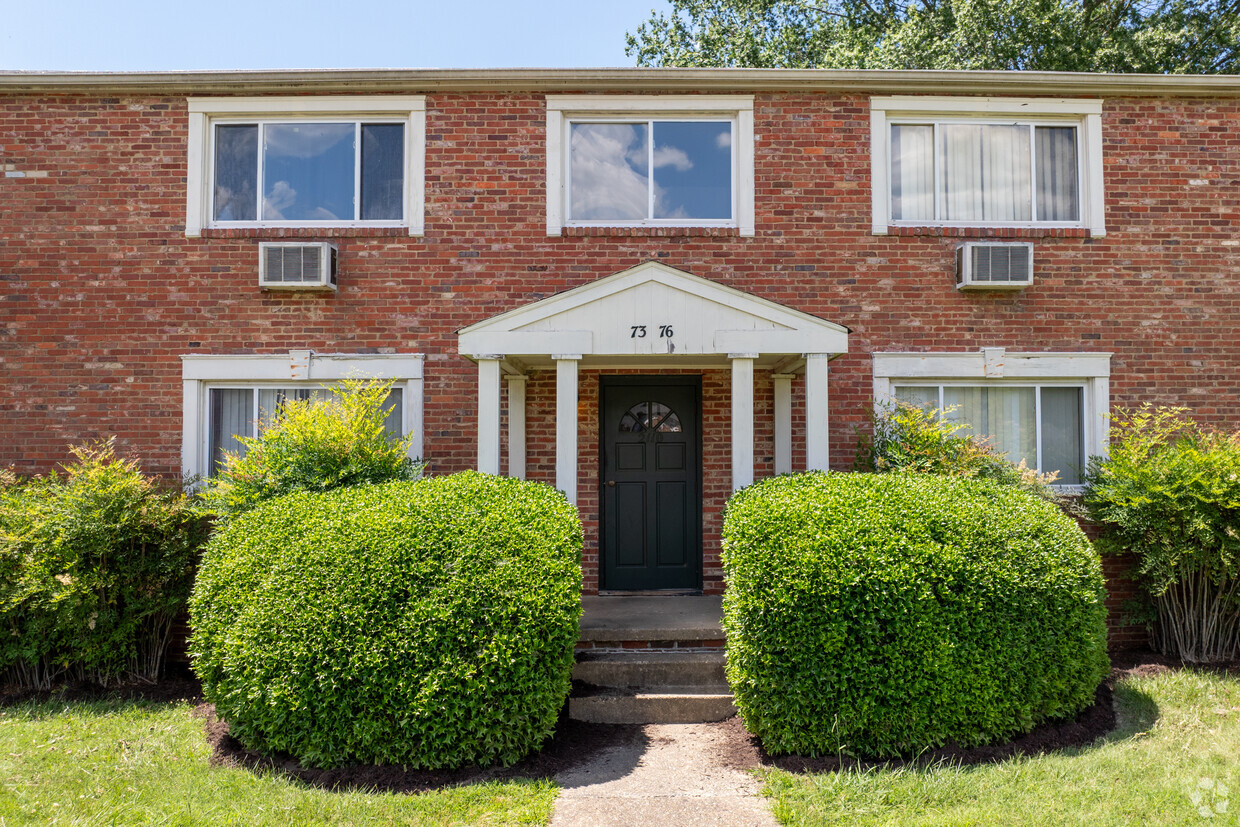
[550,722,777,827]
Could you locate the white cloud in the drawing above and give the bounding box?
[262,180,297,220]
[570,124,649,220]
[716,130,732,150]
[652,145,693,171]
[263,122,354,160]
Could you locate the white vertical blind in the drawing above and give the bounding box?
[209,388,253,473]
[890,125,934,221]
[891,121,1078,224]
[940,124,1031,222]
[1035,126,1080,222]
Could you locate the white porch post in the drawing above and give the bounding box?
[772,373,794,475]
[554,356,580,505]
[505,375,527,479]
[731,354,756,491]
[805,353,830,472]
[476,357,502,474]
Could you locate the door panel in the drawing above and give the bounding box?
[601,377,701,590]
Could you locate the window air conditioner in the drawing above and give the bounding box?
[258,242,338,291]
[956,242,1033,290]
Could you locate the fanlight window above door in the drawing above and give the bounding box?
[618,401,682,433]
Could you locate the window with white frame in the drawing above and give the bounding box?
[181,352,424,481]
[185,97,426,237]
[872,349,1111,488]
[545,95,755,236]
[870,97,1105,237]
[206,385,404,474]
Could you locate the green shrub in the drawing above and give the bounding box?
[1083,406,1240,663]
[0,441,206,691]
[189,472,583,769]
[204,378,423,518]
[856,401,1060,501]
[722,472,1108,758]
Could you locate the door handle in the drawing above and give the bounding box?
[606,480,615,487]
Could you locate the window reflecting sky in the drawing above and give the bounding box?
[262,123,355,221]
[570,121,732,221]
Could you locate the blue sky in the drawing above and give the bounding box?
[4,0,670,72]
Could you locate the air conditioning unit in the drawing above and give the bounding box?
[956,242,1033,290]
[258,242,338,291]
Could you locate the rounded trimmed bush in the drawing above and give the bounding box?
[722,472,1108,758]
[189,472,582,769]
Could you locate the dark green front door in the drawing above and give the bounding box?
[601,377,702,591]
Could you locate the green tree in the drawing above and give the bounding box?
[626,0,1240,73]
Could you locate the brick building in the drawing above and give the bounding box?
[3,68,1238,647]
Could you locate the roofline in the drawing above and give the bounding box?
[2,67,1240,97]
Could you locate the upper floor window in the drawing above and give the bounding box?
[186,96,425,237]
[546,95,755,236]
[213,121,404,223]
[870,97,1105,237]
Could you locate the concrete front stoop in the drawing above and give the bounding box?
[570,596,736,725]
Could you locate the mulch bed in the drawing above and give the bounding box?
[714,682,1116,775]
[9,648,1236,793]
[201,703,643,794]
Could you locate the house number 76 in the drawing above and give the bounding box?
[629,325,675,338]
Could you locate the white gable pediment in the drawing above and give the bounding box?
[458,262,848,362]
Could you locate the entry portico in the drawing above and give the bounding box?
[458,262,849,508]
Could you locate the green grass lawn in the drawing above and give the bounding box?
[0,693,557,826]
[762,668,1240,826]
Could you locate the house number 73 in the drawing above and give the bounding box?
[630,325,674,338]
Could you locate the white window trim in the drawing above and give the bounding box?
[872,348,1111,491]
[186,96,426,238]
[869,96,1105,238]
[545,95,755,237]
[180,351,425,481]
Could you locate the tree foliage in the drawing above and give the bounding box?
[627,0,1240,73]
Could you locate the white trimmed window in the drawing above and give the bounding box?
[872,349,1111,488]
[180,351,424,480]
[185,97,426,237]
[870,97,1105,237]
[545,95,755,236]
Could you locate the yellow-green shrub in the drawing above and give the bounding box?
[204,379,422,518]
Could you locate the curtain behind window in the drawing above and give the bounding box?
[209,389,253,473]
[941,124,1031,222]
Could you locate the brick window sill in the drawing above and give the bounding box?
[885,226,1091,239]
[199,227,414,240]
[561,226,741,238]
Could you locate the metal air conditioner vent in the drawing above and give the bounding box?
[258,242,338,291]
[956,242,1033,290]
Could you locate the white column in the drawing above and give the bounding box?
[772,373,794,475]
[730,354,756,491]
[554,356,580,505]
[476,357,502,475]
[406,375,425,462]
[805,353,830,472]
[505,375,527,479]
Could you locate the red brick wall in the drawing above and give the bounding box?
[3,88,1238,628]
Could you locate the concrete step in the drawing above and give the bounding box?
[569,689,737,724]
[573,651,726,689]
[579,595,723,644]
